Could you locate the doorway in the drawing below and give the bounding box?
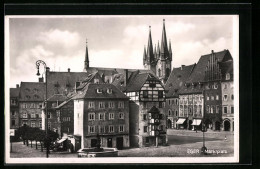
[91,139,97,147]
[167,119,172,129]
[107,138,112,147]
[224,120,230,131]
[215,121,221,131]
[116,137,123,150]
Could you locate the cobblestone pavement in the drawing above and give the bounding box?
[10,130,234,158]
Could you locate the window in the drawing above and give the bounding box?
[145,137,149,143]
[214,83,218,89]
[119,125,124,132]
[223,95,228,101]
[149,83,156,88]
[143,126,148,132]
[226,73,230,80]
[216,106,219,113]
[158,91,163,98]
[89,126,95,133]
[211,96,214,101]
[97,88,102,93]
[39,121,42,128]
[11,111,15,116]
[11,120,15,126]
[88,113,95,121]
[48,122,51,129]
[34,95,39,99]
[224,107,228,114]
[224,84,227,89]
[38,113,42,118]
[109,125,114,133]
[143,91,148,98]
[159,102,163,108]
[231,94,234,100]
[63,117,71,122]
[175,110,178,116]
[210,106,214,114]
[31,122,36,128]
[207,106,210,113]
[119,112,124,119]
[216,95,219,100]
[31,113,36,118]
[231,107,234,114]
[168,110,171,116]
[99,102,105,109]
[94,79,99,84]
[26,95,31,99]
[99,126,105,133]
[143,114,147,120]
[207,95,209,100]
[99,113,105,120]
[89,102,95,108]
[108,102,114,108]
[22,112,27,118]
[24,103,27,108]
[168,100,171,105]
[11,99,16,105]
[47,112,51,119]
[107,88,112,94]
[118,101,124,108]
[22,121,28,126]
[109,113,114,120]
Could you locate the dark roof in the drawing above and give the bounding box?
[55,98,73,109]
[76,72,99,90]
[112,73,126,92]
[10,87,20,98]
[178,84,204,95]
[186,49,232,83]
[46,71,93,98]
[165,64,196,97]
[19,82,45,102]
[125,72,161,92]
[47,94,68,102]
[73,83,129,100]
[219,60,234,81]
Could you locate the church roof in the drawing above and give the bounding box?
[19,82,45,102]
[73,83,128,100]
[165,64,196,98]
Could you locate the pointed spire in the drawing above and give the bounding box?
[84,38,89,70]
[160,19,168,59]
[143,45,147,65]
[154,44,157,60]
[147,25,154,64]
[157,40,160,55]
[169,39,172,61]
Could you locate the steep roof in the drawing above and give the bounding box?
[10,87,20,98]
[19,82,45,102]
[73,83,129,100]
[47,94,68,102]
[46,71,92,98]
[165,64,196,97]
[219,60,234,81]
[186,49,232,83]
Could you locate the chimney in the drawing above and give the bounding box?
[68,68,70,72]
[211,50,214,53]
[39,77,44,83]
[124,69,128,86]
[181,65,185,70]
[16,84,19,88]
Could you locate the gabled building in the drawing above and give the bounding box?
[19,81,45,128]
[164,64,196,129]
[120,71,167,147]
[10,84,20,129]
[73,83,130,150]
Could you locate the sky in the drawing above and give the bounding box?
[6,15,238,88]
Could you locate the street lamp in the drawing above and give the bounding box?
[36,60,49,158]
[201,120,207,155]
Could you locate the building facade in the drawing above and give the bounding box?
[73,83,130,150]
[10,84,20,129]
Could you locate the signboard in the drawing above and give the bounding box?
[10,129,15,136]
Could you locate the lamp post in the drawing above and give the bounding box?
[36,60,49,158]
[201,121,207,155]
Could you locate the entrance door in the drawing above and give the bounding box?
[215,121,221,131]
[224,120,230,131]
[74,136,81,152]
[167,119,172,129]
[116,137,123,150]
[91,139,97,147]
[107,138,112,147]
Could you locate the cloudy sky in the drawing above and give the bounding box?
[6,15,238,88]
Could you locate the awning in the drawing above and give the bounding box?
[176,118,186,124]
[191,119,202,126]
[57,138,67,143]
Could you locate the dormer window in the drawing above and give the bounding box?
[107,88,112,94]
[226,73,230,80]
[120,81,124,86]
[25,88,30,92]
[94,79,99,84]
[26,95,31,99]
[97,88,102,93]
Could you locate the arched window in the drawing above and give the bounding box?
[168,110,171,116]
[226,73,230,80]
[158,69,161,77]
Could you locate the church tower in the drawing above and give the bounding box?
[143,19,172,83]
[83,39,89,71]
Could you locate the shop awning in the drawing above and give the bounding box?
[57,138,67,143]
[176,118,186,124]
[191,119,202,126]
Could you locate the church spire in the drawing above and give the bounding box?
[147,26,154,64]
[169,39,172,61]
[143,45,147,65]
[84,38,89,70]
[160,19,168,59]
